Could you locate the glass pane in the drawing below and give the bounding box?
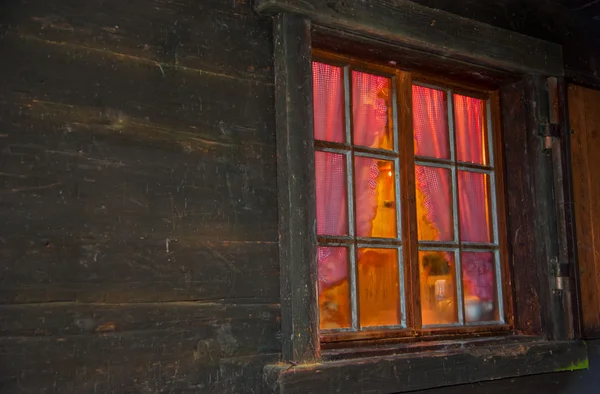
[454,94,487,165]
[458,171,492,243]
[462,252,498,323]
[352,71,393,150]
[413,85,450,159]
[318,247,351,329]
[354,156,397,238]
[315,151,348,236]
[313,62,345,143]
[415,166,453,241]
[419,251,458,325]
[358,248,400,327]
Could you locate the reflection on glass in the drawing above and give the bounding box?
[458,171,492,243]
[318,247,351,330]
[354,157,397,238]
[315,151,348,236]
[462,252,498,323]
[454,94,487,165]
[419,251,457,325]
[352,71,393,150]
[415,166,453,241]
[313,62,345,143]
[413,85,450,159]
[358,248,400,327]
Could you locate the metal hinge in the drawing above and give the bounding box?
[539,123,561,153]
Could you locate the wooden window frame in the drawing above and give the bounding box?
[313,50,513,344]
[257,1,587,392]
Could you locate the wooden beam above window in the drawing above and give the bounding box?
[255,0,563,76]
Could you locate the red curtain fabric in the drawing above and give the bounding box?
[352,71,389,238]
[313,63,348,292]
[313,64,494,303]
[454,95,494,302]
[413,86,453,241]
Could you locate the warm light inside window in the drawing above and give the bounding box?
[313,61,501,332]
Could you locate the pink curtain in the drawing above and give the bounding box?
[313,63,348,291]
[454,95,494,302]
[313,65,389,292]
[413,86,453,241]
[313,65,494,304]
[352,71,389,238]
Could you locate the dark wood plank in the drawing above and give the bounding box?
[1,0,273,83]
[264,339,588,394]
[500,81,542,334]
[501,76,567,339]
[408,339,600,394]
[0,232,279,303]
[0,332,278,393]
[524,75,564,339]
[0,302,280,352]
[273,13,319,363]
[255,0,563,75]
[0,32,275,148]
[312,26,516,91]
[0,30,280,303]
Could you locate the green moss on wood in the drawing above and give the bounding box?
[556,357,589,372]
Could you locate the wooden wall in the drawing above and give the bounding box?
[568,84,600,339]
[0,0,599,393]
[0,0,280,392]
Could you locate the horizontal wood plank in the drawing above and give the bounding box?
[0,332,278,393]
[0,236,279,303]
[0,30,280,303]
[264,339,588,394]
[2,0,274,83]
[0,302,280,346]
[255,0,563,75]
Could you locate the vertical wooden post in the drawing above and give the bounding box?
[273,13,320,363]
[501,76,567,338]
[523,75,566,340]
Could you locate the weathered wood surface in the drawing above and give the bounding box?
[0,5,278,304]
[0,0,281,392]
[273,13,320,363]
[568,84,600,339]
[410,339,600,394]
[408,0,600,88]
[256,0,563,75]
[265,339,588,394]
[500,81,543,334]
[1,0,599,392]
[0,303,280,391]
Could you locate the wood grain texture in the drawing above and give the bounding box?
[255,0,563,75]
[1,335,278,393]
[273,13,320,363]
[264,339,588,394]
[1,0,273,84]
[500,81,543,334]
[0,1,281,393]
[569,84,600,338]
[0,30,279,303]
[408,339,600,394]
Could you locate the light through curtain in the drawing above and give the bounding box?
[313,63,349,293]
[413,86,453,242]
[454,94,495,305]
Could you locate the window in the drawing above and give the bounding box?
[313,53,508,340]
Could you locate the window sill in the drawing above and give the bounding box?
[263,337,588,394]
